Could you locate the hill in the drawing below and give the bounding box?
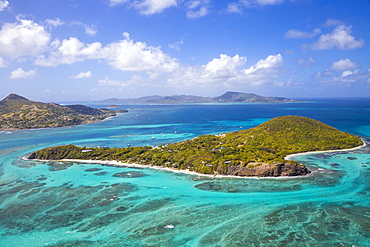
[98,91,301,104]
[0,94,127,131]
[28,116,363,177]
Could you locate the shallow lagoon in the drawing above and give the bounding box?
[0,99,369,246]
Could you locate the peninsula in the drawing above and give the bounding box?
[0,94,127,131]
[28,116,363,177]
[98,91,301,104]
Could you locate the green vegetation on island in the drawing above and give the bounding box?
[28,116,363,177]
[0,94,127,131]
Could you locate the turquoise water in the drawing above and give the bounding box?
[0,99,369,246]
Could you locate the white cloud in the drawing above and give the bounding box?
[187,6,208,18]
[0,0,9,11]
[341,69,359,78]
[35,33,178,75]
[315,59,370,85]
[34,37,102,66]
[109,0,177,15]
[241,54,283,85]
[330,59,358,71]
[186,0,209,18]
[70,71,92,79]
[0,19,50,57]
[168,54,284,87]
[284,28,321,39]
[135,0,178,15]
[9,68,37,79]
[310,25,364,50]
[102,34,179,74]
[85,26,97,36]
[168,54,247,86]
[203,54,246,75]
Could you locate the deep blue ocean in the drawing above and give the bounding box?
[0,99,369,247]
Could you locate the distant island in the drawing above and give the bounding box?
[28,116,363,177]
[98,91,302,104]
[0,94,127,131]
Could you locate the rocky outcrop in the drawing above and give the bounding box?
[227,163,311,177]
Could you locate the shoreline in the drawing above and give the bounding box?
[284,140,366,160]
[26,141,366,180]
[28,157,311,180]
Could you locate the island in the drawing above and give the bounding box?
[28,116,363,177]
[0,94,127,131]
[98,91,302,104]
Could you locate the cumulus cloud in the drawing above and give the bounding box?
[203,54,246,75]
[330,59,358,71]
[70,71,92,79]
[0,0,9,11]
[284,28,321,39]
[310,25,364,50]
[0,19,50,57]
[315,58,369,85]
[168,54,283,87]
[34,32,178,75]
[341,69,359,79]
[0,0,8,11]
[168,54,247,86]
[241,54,283,85]
[9,68,37,79]
[135,0,178,15]
[34,37,102,66]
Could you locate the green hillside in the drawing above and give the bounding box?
[0,94,126,130]
[29,116,363,177]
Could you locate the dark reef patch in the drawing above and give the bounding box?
[47,162,73,171]
[112,171,147,178]
[85,168,103,172]
[0,181,137,235]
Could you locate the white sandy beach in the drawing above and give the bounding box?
[284,140,366,160]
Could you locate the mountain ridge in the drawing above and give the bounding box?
[98,91,301,104]
[0,94,126,131]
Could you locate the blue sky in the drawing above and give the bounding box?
[0,0,370,102]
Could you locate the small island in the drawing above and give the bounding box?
[0,94,127,131]
[28,116,363,177]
